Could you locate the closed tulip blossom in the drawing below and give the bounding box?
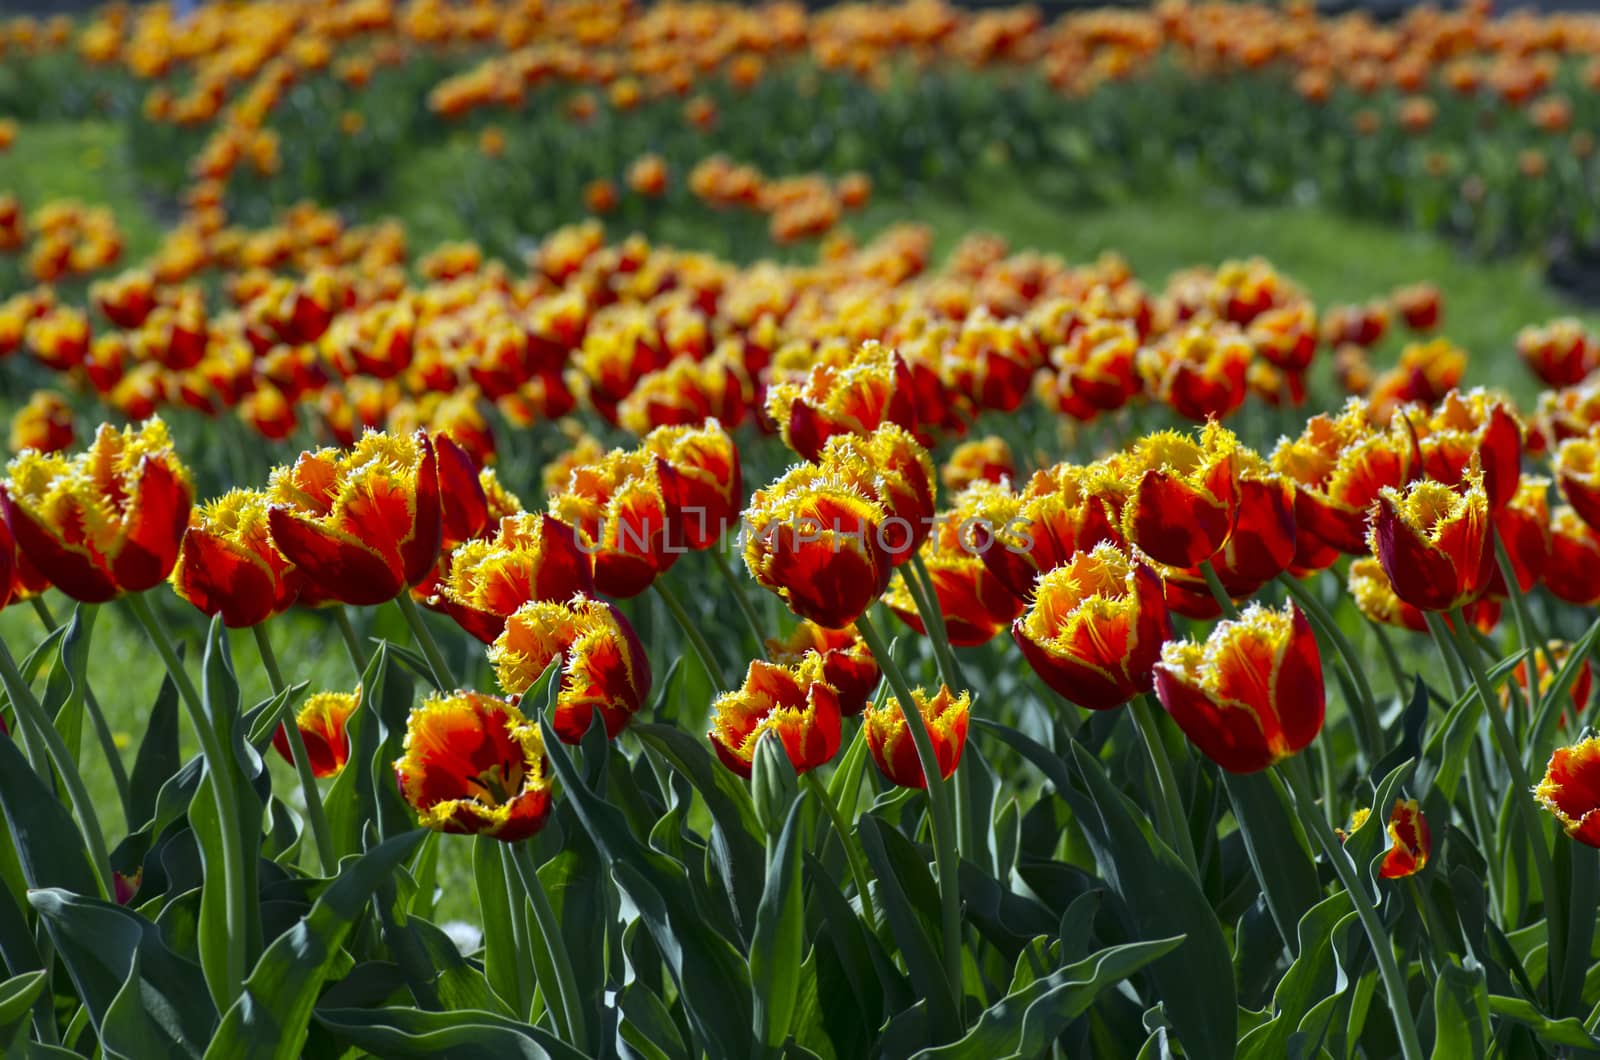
[641,419,743,551]
[1013,543,1171,710]
[765,620,879,717]
[1153,602,1324,774]
[489,595,652,744]
[765,340,918,461]
[1272,399,1417,554]
[171,489,301,627]
[1490,477,1551,595]
[273,688,360,777]
[864,685,970,789]
[974,463,1121,601]
[1414,389,1522,509]
[266,430,441,607]
[1369,473,1493,614]
[709,656,842,778]
[1555,431,1600,534]
[1,417,192,603]
[1548,507,1600,606]
[442,513,595,643]
[1348,556,1500,634]
[394,690,554,842]
[1536,737,1600,848]
[1094,423,1240,569]
[549,447,679,598]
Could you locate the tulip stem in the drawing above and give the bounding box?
[908,553,964,689]
[1445,606,1564,1012]
[1370,620,1410,699]
[801,771,878,931]
[510,841,590,1052]
[124,592,248,1006]
[653,578,730,688]
[1493,537,1553,756]
[0,634,113,899]
[29,596,132,825]
[333,607,370,677]
[1197,560,1240,620]
[709,546,769,659]
[1131,695,1200,876]
[396,593,456,690]
[251,624,338,875]
[1278,574,1382,762]
[1281,758,1425,1060]
[855,610,964,1018]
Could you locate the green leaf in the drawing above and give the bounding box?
[856,816,957,1033]
[314,1005,589,1059]
[0,970,48,1052]
[619,980,690,1060]
[128,661,181,829]
[1222,771,1320,954]
[0,715,98,894]
[1486,995,1600,1050]
[204,829,426,1060]
[1431,962,1489,1060]
[538,710,754,1058]
[473,836,528,1015]
[752,798,805,1048]
[1237,892,1352,1060]
[912,936,1184,1059]
[325,644,414,859]
[29,888,213,1056]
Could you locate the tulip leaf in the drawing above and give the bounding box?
[0,970,48,1052]
[204,828,426,1060]
[619,979,690,1060]
[325,643,414,858]
[912,935,1184,1059]
[1237,891,1352,1060]
[374,878,511,1017]
[751,798,805,1048]
[1528,616,1600,756]
[1222,771,1321,955]
[1431,962,1490,1060]
[29,888,214,1055]
[0,713,99,895]
[128,660,182,829]
[538,710,754,1058]
[1486,994,1600,1050]
[1553,838,1598,1020]
[473,836,529,1015]
[855,816,958,1037]
[314,1005,589,1059]
[539,836,611,1039]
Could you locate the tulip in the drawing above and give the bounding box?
[765,340,917,461]
[1138,321,1252,422]
[1013,543,1171,710]
[1548,507,1600,606]
[273,689,359,777]
[708,656,842,778]
[619,355,746,436]
[864,685,970,789]
[549,447,679,599]
[940,435,1015,493]
[765,620,879,717]
[974,464,1121,601]
[1095,423,1240,569]
[1555,431,1600,534]
[1,417,193,603]
[743,462,892,629]
[1369,474,1493,613]
[1414,390,1522,509]
[641,419,742,551]
[1511,640,1593,731]
[819,423,936,564]
[1517,319,1594,388]
[1272,399,1417,554]
[1536,737,1600,848]
[1490,477,1551,595]
[1206,452,1297,597]
[1052,318,1142,414]
[1153,602,1324,774]
[1348,556,1500,634]
[489,596,651,744]
[394,690,553,842]
[1379,799,1431,879]
[882,499,1021,647]
[171,489,301,627]
[945,311,1042,413]
[442,513,594,643]
[266,430,441,607]
[8,389,74,454]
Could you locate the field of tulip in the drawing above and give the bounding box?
[10,1,1600,1059]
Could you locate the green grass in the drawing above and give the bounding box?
[3,118,1595,916]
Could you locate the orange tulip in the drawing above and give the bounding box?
[1273,399,1417,554]
[1095,423,1240,569]
[1348,556,1500,634]
[171,489,301,627]
[1154,603,1323,774]
[863,685,970,789]
[765,620,879,716]
[1,418,192,603]
[489,596,651,744]
[709,656,842,778]
[883,494,1021,647]
[1205,451,1297,597]
[641,420,742,551]
[394,690,553,842]
[819,424,936,564]
[273,689,359,777]
[442,513,595,643]
[743,462,892,629]
[975,463,1121,600]
[1413,390,1522,509]
[1517,319,1594,388]
[267,430,442,607]
[8,389,74,455]
[764,340,917,461]
[1138,321,1252,422]
[1536,737,1600,848]
[1369,474,1493,613]
[549,446,680,599]
[1512,640,1593,731]
[1013,543,1171,710]
[1549,506,1600,606]
[1490,477,1551,595]
[940,436,1015,493]
[1555,431,1600,534]
[1378,799,1430,879]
